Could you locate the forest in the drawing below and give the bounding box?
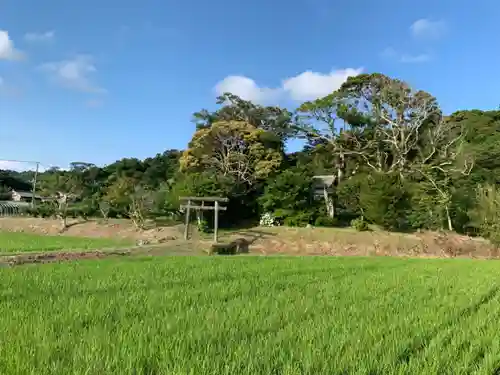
[2,72,500,243]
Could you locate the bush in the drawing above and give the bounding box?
[351,217,369,232]
[359,173,411,231]
[197,219,210,233]
[336,176,363,223]
[282,211,314,227]
[65,207,80,219]
[469,184,500,245]
[259,167,314,219]
[29,204,56,218]
[314,215,338,227]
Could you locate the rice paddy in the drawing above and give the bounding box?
[1,256,500,374]
[0,231,132,253]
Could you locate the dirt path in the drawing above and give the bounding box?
[0,243,204,267]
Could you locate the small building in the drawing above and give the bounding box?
[312,175,336,198]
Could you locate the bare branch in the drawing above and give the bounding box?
[209,128,256,184]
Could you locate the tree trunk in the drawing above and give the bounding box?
[58,198,68,230]
[337,157,344,183]
[196,210,203,226]
[323,187,335,218]
[445,205,453,231]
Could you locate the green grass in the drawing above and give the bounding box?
[0,231,132,253]
[2,256,500,374]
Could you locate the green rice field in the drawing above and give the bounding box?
[0,231,132,253]
[1,256,500,374]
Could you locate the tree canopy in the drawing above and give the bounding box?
[1,72,499,240]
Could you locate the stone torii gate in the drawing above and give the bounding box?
[179,196,229,243]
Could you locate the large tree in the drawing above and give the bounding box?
[337,73,472,230]
[180,120,283,186]
[193,93,294,140]
[293,73,473,228]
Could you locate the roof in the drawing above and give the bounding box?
[11,190,44,199]
[312,175,336,187]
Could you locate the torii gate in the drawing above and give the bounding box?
[179,196,229,243]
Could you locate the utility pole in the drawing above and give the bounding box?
[31,162,40,208]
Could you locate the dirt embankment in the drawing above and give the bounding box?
[0,217,498,260]
[229,227,499,259]
[0,217,184,244]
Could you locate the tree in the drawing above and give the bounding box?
[55,192,71,230]
[259,167,315,221]
[127,186,155,230]
[102,177,155,228]
[469,185,500,244]
[358,173,411,231]
[295,92,369,180]
[295,93,366,218]
[102,177,136,214]
[0,184,12,200]
[337,73,472,230]
[193,93,294,140]
[446,110,500,184]
[4,72,499,236]
[180,120,283,186]
[332,73,442,174]
[98,201,110,221]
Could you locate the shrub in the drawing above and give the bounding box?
[283,211,314,227]
[259,167,314,221]
[469,184,500,245]
[66,208,80,219]
[259,212,277,227]
[197,219,210,233]
[351,217,369,232]
[359,173,411,231]
[336,176,363,223]
[30,204,56,218]
[314,215,338,227]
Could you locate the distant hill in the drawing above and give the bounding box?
[0,170,32,191]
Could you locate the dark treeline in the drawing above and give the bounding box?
[2,73,500,242]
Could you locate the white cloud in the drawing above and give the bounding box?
[381,47,431,64]
[0,30,24,60]
[410,19,446,40]
[282,69,362,101]
[0,160,45,172]
[24,30,55,43]
[214,76,281,104]
[214,68,362,104]
[39,55,106,93]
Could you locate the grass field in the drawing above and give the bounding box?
[0,231,132,253]
[1,257,500,374]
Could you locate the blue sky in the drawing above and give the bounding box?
[0,0,498,170]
